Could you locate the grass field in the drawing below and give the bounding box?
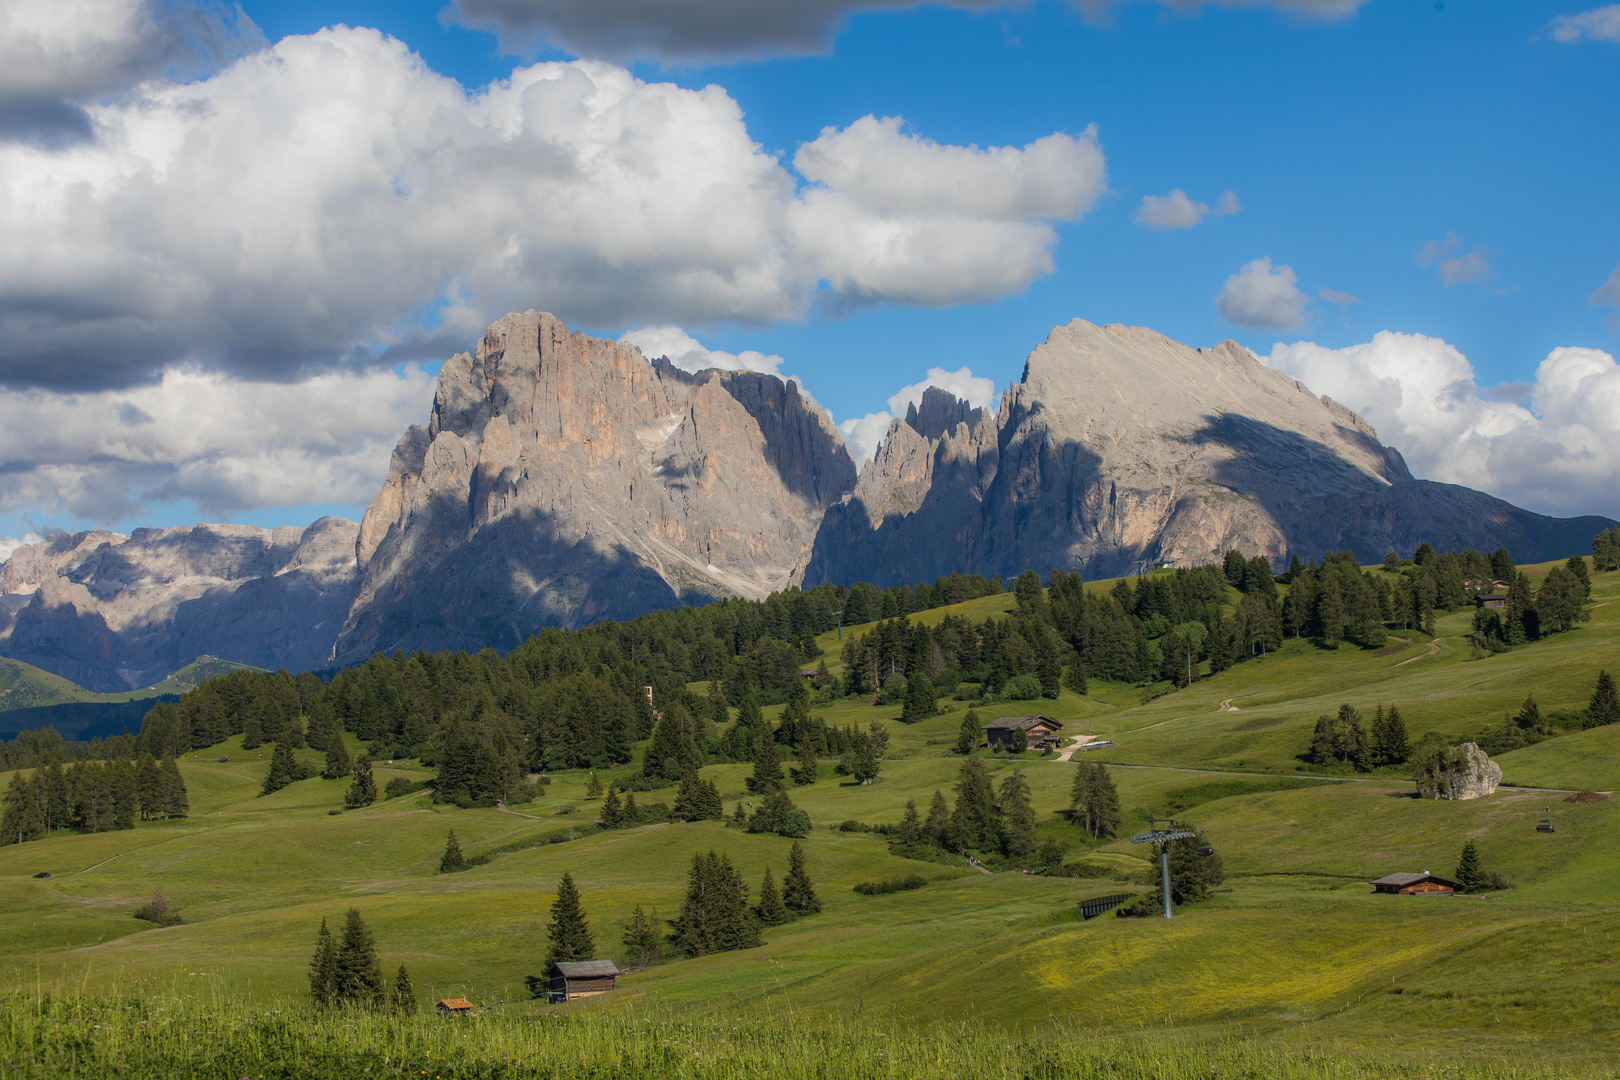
[0,654,265,716]
[2,562,1619,1072]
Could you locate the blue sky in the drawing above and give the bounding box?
[0,0,1617,550]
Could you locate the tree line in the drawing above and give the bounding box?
[2,754,188,847]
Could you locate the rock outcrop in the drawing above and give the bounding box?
[0,519,358,692]
[1414,742,1502,800]
[804,319,1614,586]
[332,310,856,663]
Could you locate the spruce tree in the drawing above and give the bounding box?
[897,798,922,846]
[621,905,663,966]
[345,754,377,808]
[997,768,1036,858]
[135,755,162,822]
[746,737,785,794]
[1069,759,1094,835]
[2,772,45,846]
[1089,764,1120,839]
[622,791,640,824]
[1064,658,1088,696]
[1373,704,1410,766]
[160,757,189,819]
[308,917,338,1009]
[949,755,998,851]
[1589,670,1620,729]
[1455,839,1483,892]
[323,721,352,779]
[544,871,595,964]
[901,671,937,723]
[585,772,604,798]
[1567,553,1592,598]
[755,867,788,926]
[706,680,730,726]
[333,908,384,1009]
[1010,726,1029,754]
[730,801,748,827]
[670,851,760,956]
[1034,628,1062,699]
[782,840,821,914]
[391,964,415,1015]
[440,829,467,873]
[925,789,951,847]
[793,733,819,785]
[955,710,981,754]
[1513,695,1542,732]
[599,787,624,829]
[261,740,298,796]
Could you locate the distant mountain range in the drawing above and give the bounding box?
[3,312,1612,693]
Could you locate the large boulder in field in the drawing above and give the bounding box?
[1414,742,1502,800]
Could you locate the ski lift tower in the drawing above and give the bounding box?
[1130,818,1199,918]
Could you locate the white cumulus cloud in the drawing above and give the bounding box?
[0,366,439,525]
[1216,257,1308,329]
[838,365,998,463]
[619,326,785,376]
[1262,332,1620,520]
[789,116,1106,307]
[1134,188,1239,231]
[1549,5,1620,42]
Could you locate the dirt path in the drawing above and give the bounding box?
[1219,698,1241,712]
[1053,736,1094,762]
[1394,637,1444,667]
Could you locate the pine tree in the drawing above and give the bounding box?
[1069,760,1094,835]
[897,798,922,846]
[622,791,640,824]
[670,851,759,956]
[1567,554,1592,598]
[160,757,189,819]
[782,840,821,914]
[308,917,338,1009]
[1372,704,1411,766]
[1009,726,1029,754]
[2,772,45,846]
[324,727,351,779]
[671,771,723,820]
[585,772,603,799]
[545,871,595,964]
[333,908,384,1009]
[1513,695,1542,732]
[261,740,298,796]
[955,710,981,754]
[1034,627,1062,699]
[948,755,998,851]
[391,964,415,1015]
[746,737,785,794]
[996,768,1036,858]
[135,755,162,822]
[599,788,624,829]
[1070,761,1118,840]
[345,754,376,808]
[755,867,788,926]
[1455,839,1483,892]
[1589,670,1620,728]
[730,801,748,827]
[706,680,730,726]
[621,905,663,966]
[440,829,467,873]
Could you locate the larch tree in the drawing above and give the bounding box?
[996,768,1036,858]
[955,710,981,755]
[621,905,663,966]
[545,871,595,965]
[949,755,998,851]
[925,789,952,848]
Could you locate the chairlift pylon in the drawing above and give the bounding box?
[1536,808,1556,834]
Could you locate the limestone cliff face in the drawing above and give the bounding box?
[333,310,856,663]
[805,319,1611,585]
[0,519,358,692]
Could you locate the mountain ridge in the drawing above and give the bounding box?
[3,312,1612,690]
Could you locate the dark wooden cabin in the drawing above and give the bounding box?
[982,715,1064,750]
[1370,872,1459,896]
[545,960,622,1002]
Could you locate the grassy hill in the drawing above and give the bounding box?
[2,562,1619,1071]
[0,655,267,732]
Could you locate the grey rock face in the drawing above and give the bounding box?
[1414,742,1502,800]
[805,318,1615,586]
[0,518,358,692]
[333,310,856,664]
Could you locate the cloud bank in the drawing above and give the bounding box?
[0,27,1105,392]
[0,366,438,527]
[1549,5,1620,42]
[618,326,786,376]
[450,0,1372,62]
[1263,332,1620,520]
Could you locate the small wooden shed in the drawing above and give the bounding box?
[982,715,1064,751]
[1370,872,1459,896]
[435,998,474,1015]
[545,960,622,1003]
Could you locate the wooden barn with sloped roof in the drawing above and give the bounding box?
[1370,872,1459,896]
[545,960,622,1002]
[982,715,1064,750]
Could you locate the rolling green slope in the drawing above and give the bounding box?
[0,654,267,719]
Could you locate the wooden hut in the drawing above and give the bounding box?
[545,960,622,1002]
[1475,594,1507,612]
[981,715,1064,751]
[1369,872,1459,896]
[435,998,475,1015]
